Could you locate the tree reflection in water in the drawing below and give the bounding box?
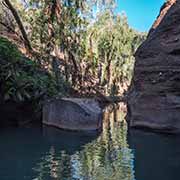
[33,103,135,180]
[1,103,179,180]
[0,106,180,180]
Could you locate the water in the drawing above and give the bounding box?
[0,104,180,180]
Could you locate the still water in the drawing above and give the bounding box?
[0,104,180,180]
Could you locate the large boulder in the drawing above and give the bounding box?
[128,0,180,133]
[43,98,103,131]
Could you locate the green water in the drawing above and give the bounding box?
[0,105,180,180]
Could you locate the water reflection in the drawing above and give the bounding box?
[32,104,135,180]
[0,103,136,180]
[1,104,179,180]
[2,103,180,180]
[129,129,180,180]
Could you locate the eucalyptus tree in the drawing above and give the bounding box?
[85,11,146,95]
[0,0,145,96]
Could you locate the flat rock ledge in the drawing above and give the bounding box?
[43,98,103,131]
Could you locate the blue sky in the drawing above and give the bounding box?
[116,0,165,32]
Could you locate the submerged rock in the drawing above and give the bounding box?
[128,0,180,133]
[43,98,102,131]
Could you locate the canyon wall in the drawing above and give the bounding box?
[128,0,180,133]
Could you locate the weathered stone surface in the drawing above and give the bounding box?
[43,98,102,131]
[128,0,180,133]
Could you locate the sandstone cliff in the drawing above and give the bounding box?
[128,0,180,133]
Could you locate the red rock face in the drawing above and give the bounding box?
[128,0,180,133]
[150,0,176,33]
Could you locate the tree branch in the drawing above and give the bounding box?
[3,0,32,52]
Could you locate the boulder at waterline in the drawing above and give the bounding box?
[128,0,180,133]
[43,98,103,131]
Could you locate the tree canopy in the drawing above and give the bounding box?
[0,0,146,102]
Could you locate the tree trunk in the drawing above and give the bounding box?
[4,0,32,52]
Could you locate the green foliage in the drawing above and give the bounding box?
[0,37,59,102]
[0,0,146,96]
[0,36,21,61]
[84,11,146,94]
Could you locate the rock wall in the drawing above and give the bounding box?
[128,0,180,133]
